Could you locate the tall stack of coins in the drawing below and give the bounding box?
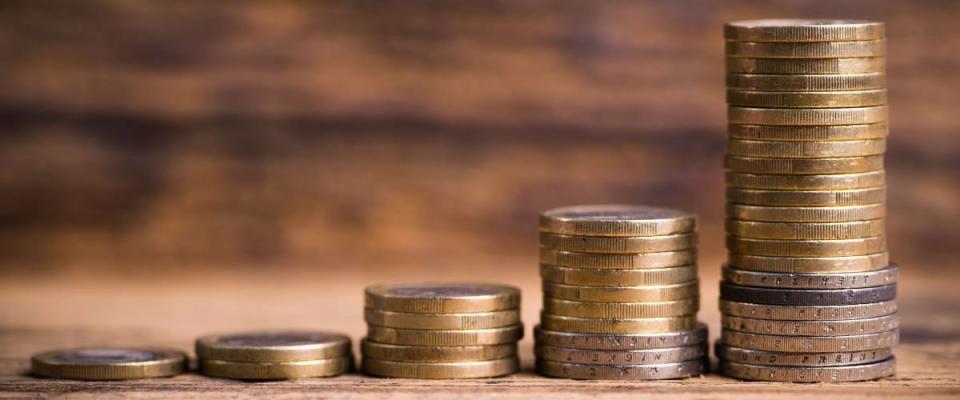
[535,205,708,380]
[361,283,522,379]
[196,331,352,380]
[720,19,898,383]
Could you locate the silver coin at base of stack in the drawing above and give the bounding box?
[721,19,897,383]
[536,205,707,380]
[196,331,352,380]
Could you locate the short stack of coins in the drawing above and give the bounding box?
[196,331,352,380]
[535,205,708,380]
[361,283,522,379]
[720,19,898,383]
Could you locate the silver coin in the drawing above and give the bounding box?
[534,324,708,350]
[716,343,893,367]
[720,357,895,382]
[536,359,707,380]
[536,344,706,365]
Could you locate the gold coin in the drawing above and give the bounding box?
[540,249,696,269]
[726,204,885,222]
[728,123,887,141]
[726,236,886,257]
[728,252,890,273]
[722,264,898,289]
[30,348,186,381]
[728,106,887,126]
[724,20,884,42]
[725,155,884,175]
[535,324,709,350]
[725,219,885,240]
[726,57,885,74]
[543,281,699,302]
[726,74,885,91]
[539,232,696,253]
[719,358,895,383]
[726,187,886,207]
[536,344,706,365]
[720,329,898,352]
[726,171,885,191]
[364,309,520,330]
[541,313,698,334]
[716,343,894,367]
[199,357,351,380]
[539,205,696,237]
[726,139,886,158]
[360,339,516,362]
[544,298,699,319]
[195,331,351,362]
[727,89,887,108]
[726,40,886,58]
[536,359,706,380]
[362,357,518,379]
[366,325,523,346]
[719,300,898,321]
[364,283,520,313]
[722,314,899,336]
[540,264,698,286]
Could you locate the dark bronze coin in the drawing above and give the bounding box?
[720,282,896,306]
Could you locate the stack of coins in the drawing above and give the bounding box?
[31,348,186,380]
[720,19,898,383]
[196,331,352,380]
[535,205,708,380]
[361,283,522,379]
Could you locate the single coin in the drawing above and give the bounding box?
[364,283,520,313]
[366,325,523,346]
[727,187,886,207]
[30,348,186,380]
[536,344,706,365]
[720,329,899,352]
[726,74,885,92]
[726,204,885,222]
[726,40,886,58]
[540,264,698,286]
[725,219,885,240]
[724,20,885,42]
[720,282,896,306]
[727,89,886,108]
[364,309,519,330]
[719,358,895,382]
[716,343,894,367]
[728,106,887,126]
[199,357,350,380]
[728,252,890,273]
[543,281,699,302]
[539,205,696,237]
[726,57,885,75]
[722,314,899,336]
[195,331,351,362]
[360,340,516,362]
[720,300,898,321]
[725,156,884,175]
[726,139,886,158]
[540,249,697,269]
[534,324,709,350]
[362,357,518,379]
[726,236,887,257]
[728,123,887,141]
[540,314,698,334]
[721,264,898,288]
[726,171,885,190]
[539,232,696,253]
[544,298,699,319]
[536,359,706,380]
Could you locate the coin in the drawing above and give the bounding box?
[725,140,886,158]
[726,187,886,207]
[720,329,898,352]
[724,20,885,42]
[540,249,696,269]
[722,314,899,336]
[540,264,698,286]
[539,205,696,237]
[30,348,186,380]
[362,357,518,379]
[728,106,887,126]
[364,283,520,313]
[534,324,709,350]
[360,340,516,362]
[726,74,885,92]
[726,40,886,58]
[716,344,893,367]
[728,123,887,141]
[536,359,706,380]
[725,220,885,240]
[536,344,706,365]
[721,264,898,289]
[726,57,885,75]
[366,325,523,346]
[543,281,699,302]
[726,156,884,175]
[719,358,895,382]
[720,300,898,321]
[727,89,887,108]
[543,298,699,319]
[195,331,351,362]
[720,282,896,306]
[726,204,885,222]
[726,171,885,191]
[728,253,890,273]
[199,357,351,380]
[364,309,520,330]
[540,314,698,334]
[726,236,886,257]
[539,232,696,253]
